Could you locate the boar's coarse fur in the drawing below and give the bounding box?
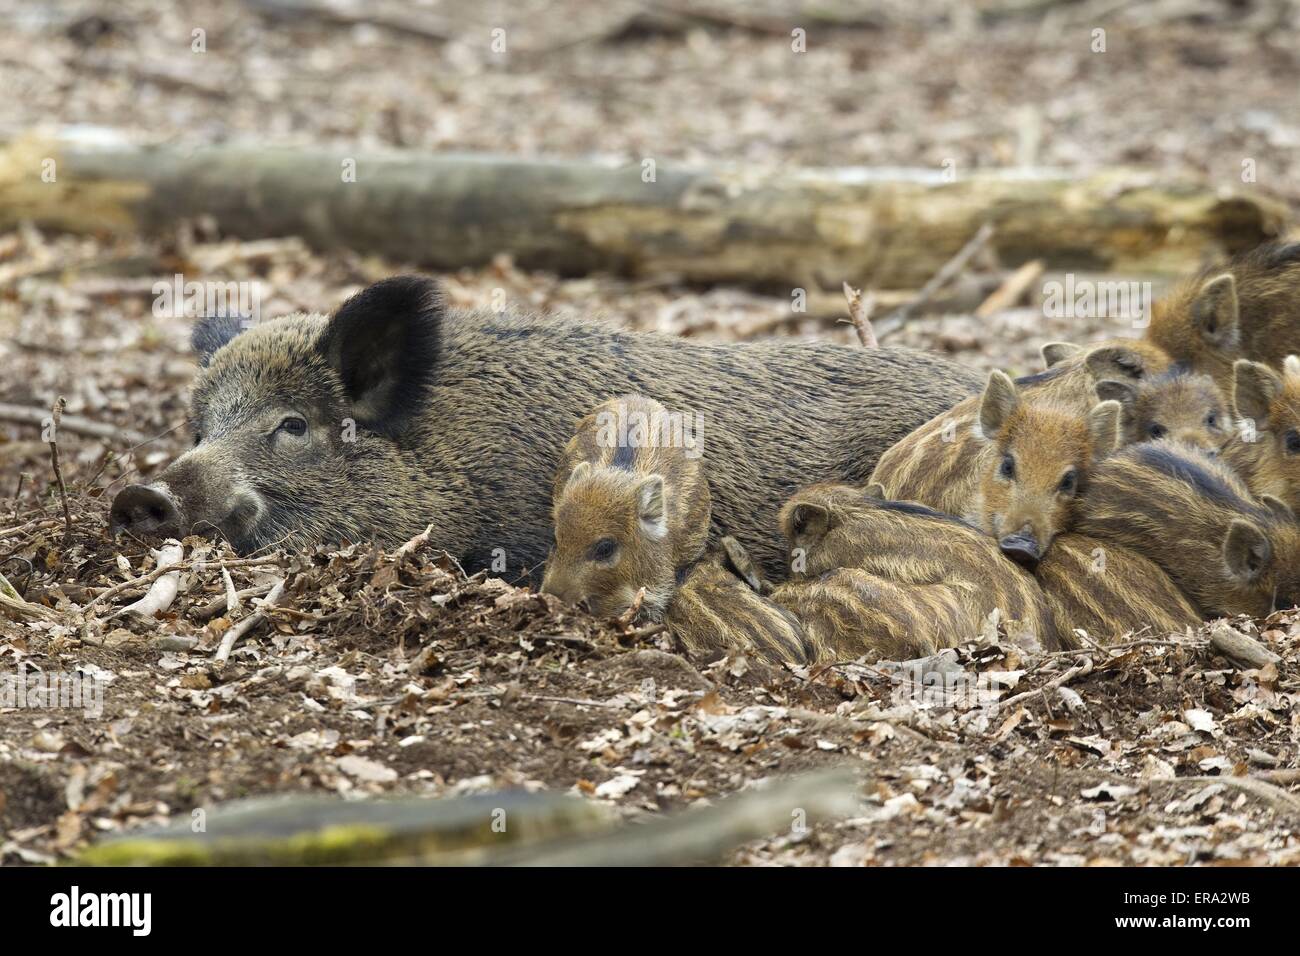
[1034,533,1201,645]
[1144,241,1300,393]
[1077,440,1300,618]
[541,394,710,619]
[109,276,983,579]
[867,339,1169,517]
[778,483,1061,651]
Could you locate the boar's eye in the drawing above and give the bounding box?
[587,538,618,563]
[1148,422,1167,439]
[192,432,203,447]
[1058,468,1078,495]
[998,454,1016,480]
[276,415,308,437]
[1205,412,1219,430]
[1285,429,1300,455]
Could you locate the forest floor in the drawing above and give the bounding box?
[1,0,1298,865]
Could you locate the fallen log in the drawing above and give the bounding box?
[0,131,1287,290]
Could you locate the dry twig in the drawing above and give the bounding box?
[215,577,287,665]
[47,398,73,544]
[876,223,995,337]
[999,657,1094,710]
[975,259,1044,318]
[842,281,879,348]
[107,542,185,620]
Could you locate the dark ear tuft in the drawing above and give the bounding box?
[318,275,444,435]
[192,315,247,367]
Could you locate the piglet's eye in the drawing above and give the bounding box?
[277,416,308,437]
[1058,469,1078,495]
[1148,423,1167,439]
[998,454,1016,480]
[1285,429,1300,455]
[587,538,618,563]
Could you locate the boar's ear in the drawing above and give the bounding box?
[1259,495,1295,523]
[192,315,247,367]
[1190,273,1240,353]
[1087,400,1124,459]
[318,275,443,434]
[864,481,888,500]
[1232,360,1282,425]
[978,371,1019,439]
[636,475,667,539]
[1223,519,1271,582]
[1041,341,1083,369]
[1085,345,1153,383]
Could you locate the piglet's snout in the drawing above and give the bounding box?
[110,484,184,539]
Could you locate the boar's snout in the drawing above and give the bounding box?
[110,484,184,540]
[998,532,1041,571]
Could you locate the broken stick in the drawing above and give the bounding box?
[1208,621,1282,670]
[47,398,73,544]
[842,281,879,348]
[215,577,287,665]
[108,542,185,620]
[876,222,995,337]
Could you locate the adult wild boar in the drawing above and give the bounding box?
[109,276,982,579]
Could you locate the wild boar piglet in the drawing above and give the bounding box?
[542,394,709,620]
[1078,439,1300,619]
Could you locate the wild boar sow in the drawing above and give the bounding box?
[109,276,982,577]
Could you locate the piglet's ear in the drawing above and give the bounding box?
[1232,360,1282,425]
[1040,341,1082,369]
[318,275,444,435]
[1223,519,1271,582]
[782,502,831,548]
[978,370,1019,439]
[1191,274,1240,353]
[192,315,247,367]
[1087,399,1123,459]
[637,475,667,540]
